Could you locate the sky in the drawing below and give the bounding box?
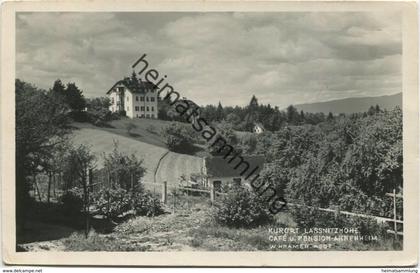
[16,12,402,108]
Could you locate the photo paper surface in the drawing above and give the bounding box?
[1,0,418,266]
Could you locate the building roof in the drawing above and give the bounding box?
[204,155,264,178]
[106,78,158,95]
[254,122,265,130]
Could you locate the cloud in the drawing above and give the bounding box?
[16,11,401,108]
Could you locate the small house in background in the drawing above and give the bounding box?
[253,122,265,134]
[202,155,265,191]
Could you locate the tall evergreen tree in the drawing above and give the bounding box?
[50,79,66,101]
[327,112,334,120]
[216,101,224,121]
[286,105,299,124]
[130,71,139,89]
[65,83,86,111]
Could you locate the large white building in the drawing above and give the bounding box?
[107,78,158,119]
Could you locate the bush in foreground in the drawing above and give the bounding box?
[92,189,164,220]
[134,192,165,217]
[213,186,273,228]
[59,190,84,217]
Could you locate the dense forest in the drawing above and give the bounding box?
[157,87,403,220]
[158,92,388,135]
[255,106,403,218]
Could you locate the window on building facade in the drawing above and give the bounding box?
[140,96,144,101]
[146,114,150,118]
[135,106,139,111]
[136,96,138,101]
[151,106,154,111]
[151,97,155,102]
[151,114,154,118]
[146,97,149,102]
[111,97,114,103]
[141,106,145,111]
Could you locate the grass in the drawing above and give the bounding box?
[63,231,151,251]
[71,126,168,183]
[106,118,172,148]
[74,118,171,148]
[20,197,402,252]
[72,121,204,185]
[188,224,273,251]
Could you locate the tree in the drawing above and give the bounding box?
[225,113,241,128]
[249,95,259,109]
[65,144,96,236]
[103,141,146,192]
[206,120,239,156]
[162,122,194,152]
[130,71,139,88]
[50,79,66,101]
[213,186,273,228]
[286,105,299,124]
[65,82,86,111]
[367,105,376,116]
[85,97,113,125]
[327,112,334,121]
[44,141,71,203]
[86,97,110,111]
[96,142,146,219]
[16,79,70,232]
[216,101,224,121]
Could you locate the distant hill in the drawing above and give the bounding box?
[294,93,402,114]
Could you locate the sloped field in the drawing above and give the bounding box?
[71,128,168,184]
[71,127,203,186]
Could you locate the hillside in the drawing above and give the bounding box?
[71,124,203,185]
[294,93,401,114]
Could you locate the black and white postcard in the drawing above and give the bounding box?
[1,0,418,267]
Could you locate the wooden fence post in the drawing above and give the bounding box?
[393,188,397,239]
[210,180,215,205]
[162,181,167,204]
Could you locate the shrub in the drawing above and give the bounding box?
[59,190,84,216]
[92,189,164,219]
[133,192,164,217]
[213,186,273,228]
[92,188,132,219]
[162,122,194,152]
